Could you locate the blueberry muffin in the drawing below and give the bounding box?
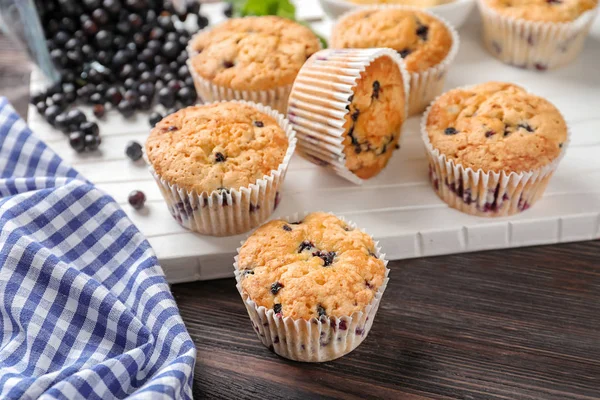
[235,212,389,361]
[343,55,407,179]
[187,16,321,112]
[146,101,295,235]
[478,0,598,70]
[287,48,409,184]
[331,6,459,115]
[483,0,597,22]
[423,82,568,216]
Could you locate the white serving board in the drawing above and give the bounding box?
[28,2,600,283]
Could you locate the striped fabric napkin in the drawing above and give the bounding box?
[0,98,195,399]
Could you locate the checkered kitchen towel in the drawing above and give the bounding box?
[0,98,195,399]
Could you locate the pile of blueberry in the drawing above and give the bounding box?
[31,0,228,154]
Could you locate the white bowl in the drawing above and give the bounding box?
[318,0,476,28]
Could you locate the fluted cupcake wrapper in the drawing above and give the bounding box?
[420,86,571,217]
[186,27,322,114]
[287,48,411,185]
[477,0,598,70]
[148,100,297,236]
[331,5,460,116]
[233,212,390,362]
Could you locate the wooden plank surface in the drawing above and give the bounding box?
[172,241,600,399]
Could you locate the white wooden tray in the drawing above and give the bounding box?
[28,3,600,283]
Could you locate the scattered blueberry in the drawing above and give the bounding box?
[93,104,106,118]
[254,120,264,128]
[117,99,135,118]
[44,105,63,126]
[54,112,72,132]
[444,127,458,135]
[485,130,496,138]
[149,112,163,127]
[128,190,146,210]
[84,134,101,151]
[80,121,99,137]
[282,225,292,232]
[224,2,233,18]
[124,141,144,162]
[177,87,197,106]
[66,109,87,126]
[273,303,282,314]
[158,87,176,108]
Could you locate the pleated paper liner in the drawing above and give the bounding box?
[287,48,411,185]
[147,100,297,236]
[330,5,460,116]
[477,0,598,70]
[233,212,390,362]
[421,86,571,217]
[186,26,322,114]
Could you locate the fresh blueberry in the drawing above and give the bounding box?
[117,99,136,118]
[93,104,106,119]
[128,190,146,210]
[149,111,163,127]
[84,134,102,152]
[125,140,143,161]
[80,121,99,137]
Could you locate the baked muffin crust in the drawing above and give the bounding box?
[331,8,453,73]
[188,16,321,91]
[426,82,567,173]
[343,55,406,179]
[484,0,598,23]
[238,212,386,320]
[146,102,288,194]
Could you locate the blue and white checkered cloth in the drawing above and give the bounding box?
[0,98,195,399]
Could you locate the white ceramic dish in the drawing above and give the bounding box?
[318,0,476,27]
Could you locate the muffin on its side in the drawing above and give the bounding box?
[331,6,459,115]
[287,48,409,184]
[187,16,322,113]
[422,82,569,217]
[145,101,296,236]
[477,0,598,70]
[234,212,390,362]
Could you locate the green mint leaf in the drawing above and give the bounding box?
[234,0,296,18]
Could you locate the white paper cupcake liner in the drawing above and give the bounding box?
[186,26,322,113]
[331,5,460,116]
[287,48,411,185]
[233,212,390,362]
[477,0,598,70]
[148,100,297,236]
[421,85,571,217]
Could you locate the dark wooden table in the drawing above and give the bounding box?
[3,34,600,400]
